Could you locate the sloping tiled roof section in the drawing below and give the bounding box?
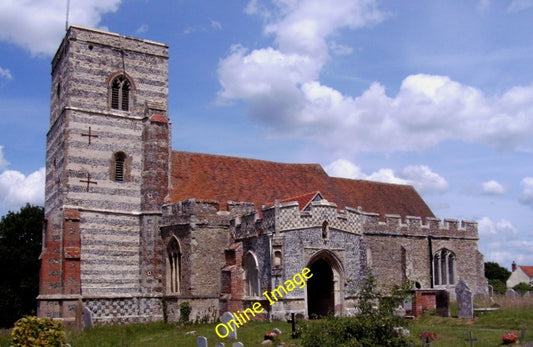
[520,266,533,278]
[169,151,435,218]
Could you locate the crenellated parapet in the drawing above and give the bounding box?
[259,199,363,235]
[161,199,230,227]
[362,212,478,239]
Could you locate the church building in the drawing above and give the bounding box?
[37,26,488,326]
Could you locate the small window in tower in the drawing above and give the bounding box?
[110,75,131,111]
[114,152,126,182]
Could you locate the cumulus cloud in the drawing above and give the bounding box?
[0,67,13,82]
[519,177,533,207]
[0,168,45,212]
[482,180,507,195]
[476,216,532,266]
[0,0,121,55]
[325,159,448,194]
[218,0,533,155]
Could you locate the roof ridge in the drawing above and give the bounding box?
[172,150,324,168]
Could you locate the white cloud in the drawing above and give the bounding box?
[519,177,533,207]
[0,146,9,171]
[476,216,532,267]
[210,19,222,30]
[325,159,448,194]
[218,0,533,155]
[0,0,121,55]
[0,67,13,82]
[0,168,45,212]
[329,41,354,56]
[507,0,533,12]
[482,180,507,195]
[135,24,148,35]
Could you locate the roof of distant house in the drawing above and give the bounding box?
[168,151,435,219]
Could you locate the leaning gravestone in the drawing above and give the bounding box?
[197,336,208,347]
[505,288,518,297]
[220,312,238,339]
[455,278,473,319]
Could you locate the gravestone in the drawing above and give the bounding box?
[220,312,238,339]
[455,278,473,319]
[197,336,208,347]
[436,290,450,317]
[82,307,93,329]
[505,288,518,297]
[232,343,244,347]
[215,343,225,347]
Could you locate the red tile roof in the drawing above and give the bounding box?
[169,151,435,219]
[265,191,322,210]
[520,266,533,278]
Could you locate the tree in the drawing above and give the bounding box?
[0,204,44,328]
[484,261,511,295]
[513,282,533,295]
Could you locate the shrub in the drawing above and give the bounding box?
[179,302,191,325]
[11,316,65,347]
[299,273,412,347]
[513,282,533,295]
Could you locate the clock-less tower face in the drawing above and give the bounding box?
[39,26,170,325]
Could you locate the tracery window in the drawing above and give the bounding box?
[243,251,259,297]
[110,75,131,111]
[167,237,181,294]
[433,249,456,286]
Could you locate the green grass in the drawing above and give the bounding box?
[2,297,532,346]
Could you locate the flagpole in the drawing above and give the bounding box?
[65,0,70,31]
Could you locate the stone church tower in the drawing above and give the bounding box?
[38,26,170,325]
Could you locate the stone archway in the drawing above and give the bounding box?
[306,251,344,318]
[307,258,334,317]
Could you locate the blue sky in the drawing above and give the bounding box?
[1,0,533,270]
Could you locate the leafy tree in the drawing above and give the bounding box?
[513,282,533,295]
[484,261,511,282]
[0,204,44,328]
[484,262,511,295]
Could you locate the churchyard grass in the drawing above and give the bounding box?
[0,297,531,346]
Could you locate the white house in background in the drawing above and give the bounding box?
[507,262,533,288]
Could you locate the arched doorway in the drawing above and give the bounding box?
[307,258,334,317]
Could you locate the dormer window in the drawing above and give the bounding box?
[110,75,131,111]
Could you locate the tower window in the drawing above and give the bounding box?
[110,75,131,111]
[112,152,127,182]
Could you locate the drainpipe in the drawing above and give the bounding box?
[428,236,434,288]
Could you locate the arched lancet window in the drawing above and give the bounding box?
[433,249,456,286]
[113,152,126,182]
[167,237,181,294]
[110,75,131,111]
[243,251,259,297]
